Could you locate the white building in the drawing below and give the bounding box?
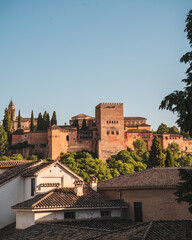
[0,160,84,229]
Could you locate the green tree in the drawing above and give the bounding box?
[149,135,165,168]
[165,149,174,167]
[3,108,11,133]
[133,138,147,156]
[43,111,48,130]
[60,151,112,182]
[0,126,8,156]
[30,110,34,131]
[175,169,192,213]
[168,142,180,158]
[47,113,50,129]
[37,113,43,130]
[82,119,87,130]
[169,126,180,134]
[18,110,21,128]
[51,111,57,126]
[157,123,169,134]
[72,119,79,129]
[159,10,192,137]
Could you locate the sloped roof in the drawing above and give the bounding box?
[126,129,151,133]
[12,186,128,210]
[124,117,147,120]
[72,114,94,120]
[0,160,31,168]
[0,161,82,186]
[1,220,191,240]
[98,167,192,190]
[0,161,39,186]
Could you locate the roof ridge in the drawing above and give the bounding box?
[142,221,153,240]
[32,191,54,209]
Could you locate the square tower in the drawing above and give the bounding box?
[95,103,125,161]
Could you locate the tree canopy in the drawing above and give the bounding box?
[149,135,165,168]
[30,110,34,131]
[51,111,57,126]
[175,168,192,213]
[157,123,169,134]
[18,110,21,128]
[159,10,192,137]
[0,126,8,156]
[133,138,147,156]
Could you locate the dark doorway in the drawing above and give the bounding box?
[134,202,143,222]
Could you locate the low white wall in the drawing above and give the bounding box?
[76,210,100,219]
[0,177,24,229]
[16,211,35,229]
[35,211,64,222]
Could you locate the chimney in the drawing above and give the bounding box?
[90,175,98,192]
[74,179,84,196]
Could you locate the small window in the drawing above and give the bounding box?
[64,212,75,219]
[165,137,168,140]
[117,121,118,123]
[116,131,119,135]
[31,178,35,196]
[112,121,113,123]
[107,121,108,123]
[186,146,188,150]
[66,135,69,141]
[111,131,114,135]
[107,131,110,135]
[101,211,111,217]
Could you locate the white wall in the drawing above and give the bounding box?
[0,169,8,174]
[16,211,35,229]
[0,177,24,229]
[35,211,64,222]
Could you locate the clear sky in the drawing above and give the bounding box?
[0,0,191,130]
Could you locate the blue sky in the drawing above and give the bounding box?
[0,0,191,130]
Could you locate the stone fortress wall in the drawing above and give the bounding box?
[10,102,192,161]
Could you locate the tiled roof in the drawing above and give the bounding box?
[1,220,191,240]
[91,220,192,240]
[98,167,192,189]
[21,162,52,177]
[0,161,40,186]
[124,117,147,120]
[72,114,94,120]
[12,186,128,210]
[0,160,31,168]
[126,129,151,133]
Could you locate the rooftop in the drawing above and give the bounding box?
[0,220,191,240]
[98,167,192,190]
[0,160,32,168]
[12,186,128,210]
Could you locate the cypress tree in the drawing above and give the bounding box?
[37,113,43,130]
[18,110,21,128]
[3,108,11,133]
[72,119,79,129]
[149,135,165,168]
[82,119,87,130]
[30,110,34,131]
[165,149,174,167]
[43,111,48,130]
[0,125,8,156]
[47,113,50,129]
[51,111,57,126]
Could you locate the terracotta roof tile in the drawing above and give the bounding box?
[124,117,147,120]
[98,167,192,189]
[0,161,40,186]
[0,160,32,168]
[12,187,128,209]
[1,220,191,240]
[126,129,151,133]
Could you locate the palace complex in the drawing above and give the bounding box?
[8,101,192,161]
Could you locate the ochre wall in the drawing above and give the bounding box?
[101,188,192,221]
[96,103,125,161]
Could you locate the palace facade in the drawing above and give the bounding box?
[10,102,192,161]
